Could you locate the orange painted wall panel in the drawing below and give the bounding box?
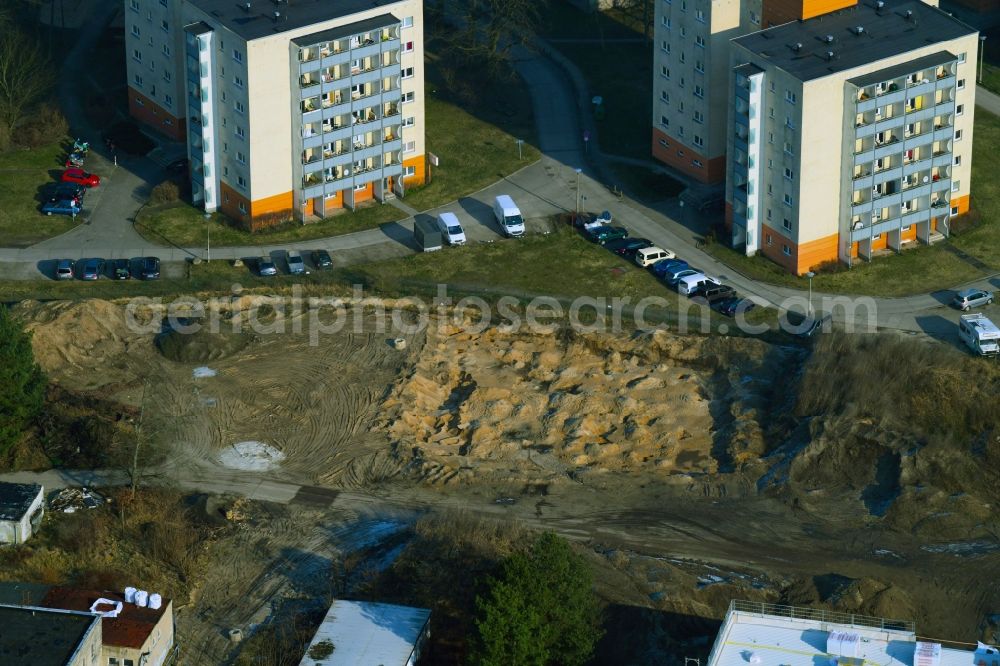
[796,232,839,273]
[127,87,185,142]
[353,183,374,205]
[403,155,426,186]
[762,0,857,26]
[901,225,917,242]
[952,194,970,215]
[250,191,293,217]
[870,234,888,251]
[651,128,724,184]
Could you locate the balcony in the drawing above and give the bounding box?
[853,169,872,181]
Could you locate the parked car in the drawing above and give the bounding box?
[664,268,701,287]
[51,182,86,202]
[110,258,131,280]
[41,199,82,217]
[677,273,721,297]
[492,194,525,238]
[713,296,756,318]
[257,256,277,276]
[952,288,993,311]
[55,259,75,280]
[61,168,100,187]
[693,284,737,304]
[605,237,652,257]
[792,313,833,339]
[139,256,160,280]
[586,225,628,245]
[80,258,103,281]
[437,212,466,245]
[635,246,676,267]
[311,249,333,269]
[286,250,307,275]
[650,258,689,278]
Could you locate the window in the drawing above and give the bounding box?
[767,209,772,220]
[785,90,796,104]
[148,60,155,72]
[238,201,248,213]
[784,167,794,180]
[402,91,414,103]
[233,49,243,63]
[134,95,143,105]
[403,41,414,53]
[749,10,760,25]
[661,41,669,53]
[951,206,959,215]
[695,60,704,73]
[659,138,668,147]
[660,115,670,127]
[401,16,414,28]
[957,78,965,90]
[235,125,245,138]
[693,135,704,147]
[782,244,791,256]
[678,126,685,137]
[695,35,705,47]
[401,67,414,78]
[402,116,415,127]
[660,90,669,102]
[234,100,245,114]
[110,657,120,665]
[693,111,704,124]
[783,194,793,206]
[131,25,140,37]
[237,175,247,188]
[221,91,228,102]
[681,0,687,10]
[404,165,416,177]
[661,66,670,79]
[403,140,416,153]
[679,77,685,88]
[233,74,244,88]
[236,151,246,164]
[164,94,172,107]
[958,52,966,63]
[872,233,881,241]
[785,115,795,129]
[680,52,686,63]
[133,73,143,86]
[957,104,965,116]
[662,17,671,28]
[783,218,792,231]
[160,19,168,31]
[955,129,963,141]
[129,0,138,11]
[124,660,134,666]
[952,180,960,192]
[680,27,686,37]
[695,9,705,21]
[162,44,171,57]
[694,85,704,98]
[954,155,962,166]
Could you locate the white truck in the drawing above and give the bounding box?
[958,313,1000,356]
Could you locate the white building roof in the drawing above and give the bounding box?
[708,602,998,666]
[298,600,430,666]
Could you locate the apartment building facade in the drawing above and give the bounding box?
[652,0,763,183]
[124,0,188,141]
[125,0,425,225]
[725,0,977,274]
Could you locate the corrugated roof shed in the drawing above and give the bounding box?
[298,600,430,666]
[0,482,42,522]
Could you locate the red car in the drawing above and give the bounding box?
[62,168,100,187]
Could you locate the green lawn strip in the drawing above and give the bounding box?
[0,140,81,247]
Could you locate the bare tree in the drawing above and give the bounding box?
[450,0,545,81]
[0,27,55,133]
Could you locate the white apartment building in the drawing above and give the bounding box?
[125,0,426,226]
[652,0,763,184]
[725,0,977,274]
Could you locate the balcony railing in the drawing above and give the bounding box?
[728,600,915,632]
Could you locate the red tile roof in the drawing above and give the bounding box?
[40,587,170,649]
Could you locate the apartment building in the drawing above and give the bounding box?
[124,0,188,141]
[707,600,997,666]
[725,0,977,274]
[125,0,425,225]
[652,0,763,183]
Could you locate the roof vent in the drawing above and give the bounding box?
[826,50,835,60]
[243,1,251,11]
[825,34,834,43]
[876,0,884,9]
[855,25,865,34]
[905,9,913,18]
[792,42,803,51]
[273,9,280,21]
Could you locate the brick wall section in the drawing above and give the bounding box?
[127,87,185,142]
[651,128,725,184]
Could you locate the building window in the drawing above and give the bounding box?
[693,111,703,124]
[955,129,963,141]
[660,115,669,128]
[404,165,416,177]
[661,41,669,53]
[954,155,962,166]
[662,66,670,79]
[164,94,172,107]
[131,25,140,37]
[233,74,244,88]
[766,234,773,246]
[235,126,245,139]
[785,90,796,104]
[693,135,704,147]
[234,101,245,114]
[133,73,143,86]
[659,138,668,148]
[403,140,416,153]
[783,194,793,206]
[784,167,794,180]
[749,10,760,25]
[695,9,705,22]
[660,91,669,103]
[872,233,882,241]
[694,85,703,98]
[163,70,171,84]
[695,60,704,73]
[957,78,965,90]
[695,35,705,48]
[233,49,243,63]
[401,16,414,28]
[402,91,414,103]
[134,95,143,106]
[402,41,414,53]
[951,206,959,215]
[678,126,684,137]
[129,0,138,11]
[238,201,248,214]
[132,48,142,63]
[236,151,246,164]
[783,218,792,231]
[662,17,671,28]
[693,159,703,167]
[957,104,964,116]
[237,175,247,188]
[221,91,227,102]
[952,180,960,192]
[680,27,686,37]
[785,116,795,129]
[401,67,414,78]
[679,77,685,88]
[782,244,791,256]
[680,52,686,63]
[783,141,793,155]
[958,52,966,63]
[160,19,168,31]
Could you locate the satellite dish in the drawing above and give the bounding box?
[922,176,929,183]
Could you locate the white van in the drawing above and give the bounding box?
[959,313,1000,355]
[677,273,720,296]
[635,246,676,267]
[492,195,525,238]
[437,212,466,245]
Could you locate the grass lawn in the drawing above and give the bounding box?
[705,109,1000,297]
[135,200,404,248]
[538,4,652,163]
[0,140,81,247]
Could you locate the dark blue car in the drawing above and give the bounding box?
[650,258,689,278]
[41,199,81,217]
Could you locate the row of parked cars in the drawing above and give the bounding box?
[41,167,102,217]
[55,256,160,281]
[572,212,755,317]
[254,249,333,276]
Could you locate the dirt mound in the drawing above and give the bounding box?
[156,323,253,363]
[379,322,790,484]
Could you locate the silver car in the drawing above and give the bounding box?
[55,259,75,280]
[952,288,993,311]
[286,250,307,275]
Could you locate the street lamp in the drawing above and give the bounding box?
[574,168,583,214]
[204,212,212,263]
[980,35,987,84]
[805,271,816,315]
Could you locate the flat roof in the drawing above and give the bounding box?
[0,482,42,522]
[298,600,430,666]
[0,604,99,666]
[42,587,170,649]
[733,0,976,82]
[709,603,989,666]
[291,13,399,46]
[187,0,404,42]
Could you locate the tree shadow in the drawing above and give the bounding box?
[592,605,720,666]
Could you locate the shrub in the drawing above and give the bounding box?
[150,181,180,205]
[0,307,46,456]
[15,104,68,149]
